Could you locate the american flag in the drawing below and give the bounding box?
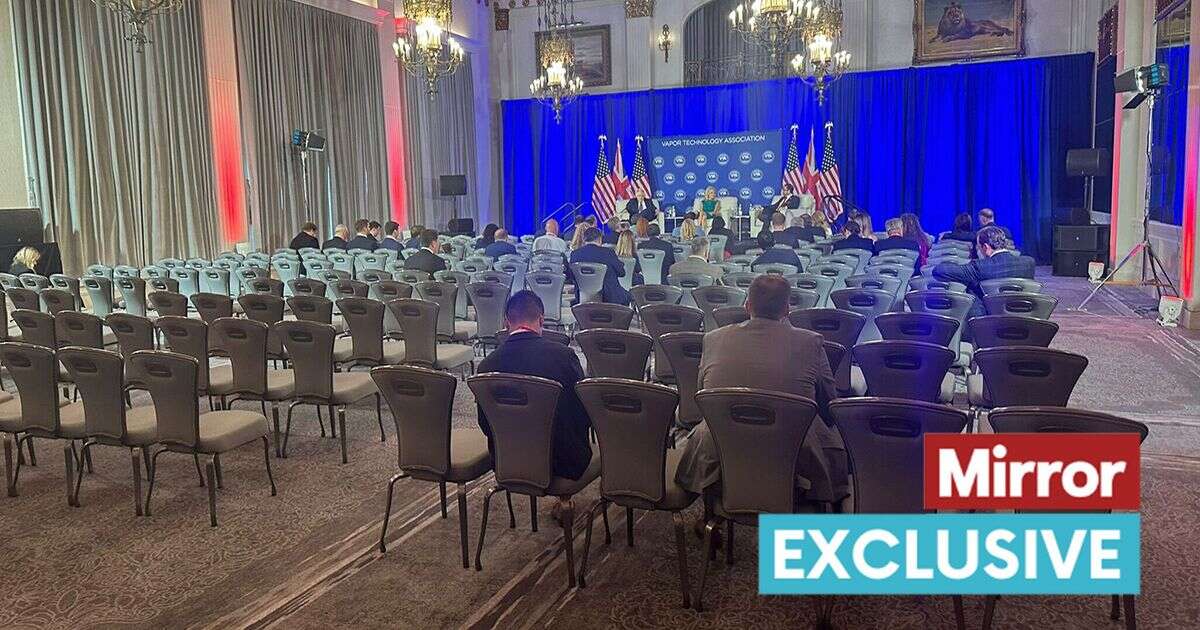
[592,136,618,223]
[631,136,652,198]
[782,125,806,195]
[814,121,844,221]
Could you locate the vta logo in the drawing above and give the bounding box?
[728,170,742,183]
[739,152,753,164]
[684,172,698,184]
[763,186,776,198]
[674,189,688,201]
[695,154,708,166]
[706,171,720,183]
[673,155,687,167]
[662,173,676,185]
[762,150,777,163]
[739,187,753,199]
[717,153,730,165]
[751,169,764,182]
[653,156,665,168]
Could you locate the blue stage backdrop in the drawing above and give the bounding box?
[647,131,784,211]
[501,52,1094,262]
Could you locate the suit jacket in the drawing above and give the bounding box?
[669,256,725,282]
[626,198,658,221]
[289,232,320,251]
[476,332,592,480]
[403,248,448,275]
[483,241,518,259]
[761,195,802,221]
[794,226,827,243]
[602,231,621,246]
[380,236,404,252]
[752,247,805,271]
[569,244,631,305]
[832,235,875,252]
[403,237,422,250]
[346,235,379,251]
[933,251,1036,315]
[321,236,348,250]
[873,236,920,255]
[639,237,676,271]
[942,230,976,244]
[762,228,801,249]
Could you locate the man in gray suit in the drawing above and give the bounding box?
[675,275,847,509]
[667,237,725,283]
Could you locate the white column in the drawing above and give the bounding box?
[626,14,653,91]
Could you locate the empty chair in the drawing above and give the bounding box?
[465,283,509,349]
[334,297,405,368]
[289,277,327,298]
[148,291,189,317]
[571,263,609,304]
[191,293,233,324]
[0,341,82,499]
[6,287,41,312]
[55,311,105,350]
[876,312,960,347]
[904,290,976,365]
[396,269,431,285]
[287,294,334,326]
[303,258,332,276]
[865,262,915,285]
[667,272,715,309]
[415,281,474,342]
[275,320,382,463]
[830,288,894,344]
[148,276,180,295]
[0,272,18,290]
[234,266,270,293]
[576,329,652,380]
[358,270,389,285]
[788,308,866,394]
[117,277,148,317]
[691,388,819,612]
[980,277,1043,295]
[494,260,527,293]
[467,373,601,588]
[852,341,956,403]
[635,249,666,285]
[371,280,413,338]
[471,270,512,289]
[141,266,169,280]
[105,313,155,391]
[154,316,213,402]
[711,306,750,328]
[19,274,50,291]
[273,259,301,295]
[41,288,78,315]
[788,288,821,311]
[983,292,1058,320]
[640,304,704,383]
[571,303,634,331]
[574,379,697,605]
[201,266,234,300]
[908,275,967,293]
[659,331,704,430]
[156,258,186,270]
[82,277,115,318]
[246,277,286,298]
[372,366,494,566]
[86,264,114,282]
[433,270,470,320]
[807,262,853,291]
[967,315,1059,350]
[49,275,83,311]
[354,253,387,279]
[387,299,475,376]
[331,278,369,301]
[629,284,683,310]
[723,272,757,290]
[787,273,835,307]
[12,309,57,349]
[133,350,276,526]
[328,252,355,276]
[844,274,902,299]
[170,268,201,300]
[692,286,746,332]
[972,347,1088,412]
[207,318,298,453]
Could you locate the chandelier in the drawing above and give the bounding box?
[395,0,466,99]
[530,0,585,124]
[727,0,811,74]
[90,0,187,52]
[789,0,850,105]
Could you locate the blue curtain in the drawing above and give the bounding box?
[502,53,1094,262]
[1150,45,1189,225]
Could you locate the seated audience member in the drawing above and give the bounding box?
[669,237,725,282]
[793,214,827,243]
[625,188,659,223]
[368,221,383,242]
[403,225,425,250]
[706,216,735,258]
[614,230,643,285]
[380,221,404,252]
[977,207,1013,241]
[810,209,833,238]
[569,227,631,305]
[346,219,379,251]
[850,210,876,241]
[289,221,321,251]
[943,212,977,250]
[673,213,705,239]
[322,224,350,250]
[9,246,41,276]
[483,229,518,259]
[873,218,920,255]
[635,217,650,239]
[533,218,569,255]
[476,291,592,483]
[565,215,587,243]
[933,225,1035,316]
[476,224,499,249]
[676,275,846,508]
[832,218,875,252]
[751,232,805,271]
[403,229,448,274]
[602,216,623,245]
[760,211,801,249]
[639,224,677,271]
[900,213,932,266]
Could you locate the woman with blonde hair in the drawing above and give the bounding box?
[615,230,643,285]
[10,246,40,276]
[635,217,649,239]
[569,221,588,250]
[680,217,698,241]
[853,211,876,241]
[810,210,832,238]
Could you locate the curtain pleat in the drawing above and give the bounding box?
[12,0,218,274]
[233,0,389,251]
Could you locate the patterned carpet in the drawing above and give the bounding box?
[2,271,1200,629]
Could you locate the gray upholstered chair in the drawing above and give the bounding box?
[238,293,287,361]
[574,379,697,606]
[465,282,509,351]
[983,292,1058,320]
[640,304,703,384]
[207,318,298,456]
[788,308,866,395]
[82,277,115,318]
[576,329,652,380]
[787,273,835,307]
[692,285,746,332]
[12,309,57,349]
[49,275,83,311]
[40,288,77,315]
[851,340,956,403]
[830,288,894,344]
[525,272,566,326]
[415,281,475,342]
[970,347,1088,417]
[876,312,960,347]
[133,350,276,526]
[191,292,234,324]
[386,299,474,377]
[6,287,41,312]
[333,297,405,368]
[0,341,81,500]
[667,272,715,309]
[117,277,148,317]
[571,303,635,331]
[629,284,683,310]
[659,332,704,432]
[967,315,1059,350]
[711,305,750,328]
[980,277,1044,295]
[904,290,977,367]
[635,249,666,285]
[788,288,821,311]
[148,291,188,317]
[154,316,213,403]
[571,263,608,304]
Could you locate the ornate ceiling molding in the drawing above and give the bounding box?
[626,0,653,19]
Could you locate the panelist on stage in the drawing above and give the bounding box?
[699,186,723,223]
[760,183,810,223]
[625,189,658,222]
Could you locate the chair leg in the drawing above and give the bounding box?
[73,441,96,507]
[261,437,277,497]
[144,448,167,516]
[981,595,999,629]
[205,457,218,527]
[560,498,577,588]
[193,454,205,487]
[527,495,536,531]
[474,486,502,571]
[456,483,470,569]
[601,501,611,545]
[1111,594,1121,620]
[271,405,282,458]
[316,405,326,437]
[671,512,692,609]
[131,447,144,516]
[1122,595,1136,630]
[376,394,385,442]
[952,595,965,630]
[213,453,224,489]
[283,402,299,458]
[695,518,719,612]
[3,434,15,497]
[82,442,93,474]
[439,482,448,518]
[26,437,36,466]
[577,498,607,588]
[725,521,735,565]
[625,506,634,547]
[329,405,338,438]
[63,442,75,507]
[378,472,406,553]
[338,407,348,464]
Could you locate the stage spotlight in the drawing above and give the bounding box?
[1116,63,1168,110]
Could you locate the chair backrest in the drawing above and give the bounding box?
[337,297,386,365]
[6,287,41,312]
[369,279,413,302]
[117,277,147,316]
[629,284,683,310]
[712,305,750,328]
[59,347,130,441]
[975,346,1087,407]
[659,331,704,428]
[41,288,77,315]
[0,272,18,290]
[332,278,370,300]
[988,407,1149,442]
[105,313,155,358]
[128,350,201,448]
[288,277,327,297]
[636,249,666,285]
[723,272,756,290]
[191,292,234,323]
[371,365,462,480]
[49,274,82,309]
[19,274,50,290]
[432,270,471,320]
[807,262,854,289]
[494,261,527,293]
[829,397,968,513]
[967,315,1059,350]
[576,329,653,380]
[247,277,286,297]
[465,282,510,342]
[786,273,835,306]
[640,304,704,381]
[210,317,270,397]
[0,341,61,432]
[273,259,302,290]
[845,274,902,297]
[875,312,960,347]
[571,302,635,331]
[82,277,115,318]
[239,292,285,325]
[692,285,747,332]
[148,291,189,317]
[523,272,564,322]
[55,311,104,349]
[694,388,818,515]
[12,309,56,348]
[287,294,334,325]
[276,320,336,401]
[571,262,609,304]
[830,288,894,344]
[752,262,799,276]
[414,281,458,339]
[466,373,563,495]
[86,264,114,281]
[396,269,431,285]
[142,266,169,280]
[788,288,821,311]
[170,268,200,298]
[907,276,967,293]
[154,316,210,390]
[328,252,355,275]
[787,308,866,350]
[852,341,956,402]
[576,379,679,506]
[983,292,1058,320]
[389,298,439,367]
[980,278,1044,295]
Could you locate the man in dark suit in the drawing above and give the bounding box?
[483,229,518,259]
[403,229,447,275]
[289,222,320,251]
[760,183,804,222]
[403,224,424,250]
[322,224,350,250]
[758,212,801,249]
[873,218,920,255]
[978,208,1013,242]
[933,226,1036,316]
[477,290,592,481]
[791,214,826,243]
[751,232,805,271]
[345,219,379,251]
[707,216,736,258]
[639,224,676,271]
[380,221,404,252]
[569,227,631,305]
[832,220,874,252]
[625,189,658,222]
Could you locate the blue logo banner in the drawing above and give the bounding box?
[646,131,784,212]
[759,513,1140,595]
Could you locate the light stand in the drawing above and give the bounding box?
[1078,89,1178,310]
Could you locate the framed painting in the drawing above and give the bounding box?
[914,0,1026,64]
[535,25,612,88]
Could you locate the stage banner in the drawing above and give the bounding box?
[646,130,784,213]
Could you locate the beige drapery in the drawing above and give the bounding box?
[234,0,390,251]
[12,0,219,274]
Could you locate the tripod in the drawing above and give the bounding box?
[1078,90,1179,311]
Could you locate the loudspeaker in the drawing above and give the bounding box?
[0,208,44,247]
[1055,225,1109,252]
[439,175,468,197]
[1053,250,1099,277]
[1066,148,1112,177]
[446,218,475,237]
[1053,207,1090,226]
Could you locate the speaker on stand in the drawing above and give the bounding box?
[439,175,473,236]
[1055,149,1113,278]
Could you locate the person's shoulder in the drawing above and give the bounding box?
[788,325,826,349]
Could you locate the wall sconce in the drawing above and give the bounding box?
[657,24,673,62]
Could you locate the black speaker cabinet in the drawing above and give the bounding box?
[446,218,475,237]
[1053,207,1090,226]
[1054,225,1109,252]
[1066,148,1112,177]
[1053,251,1100,277]
[0,208,44,247]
